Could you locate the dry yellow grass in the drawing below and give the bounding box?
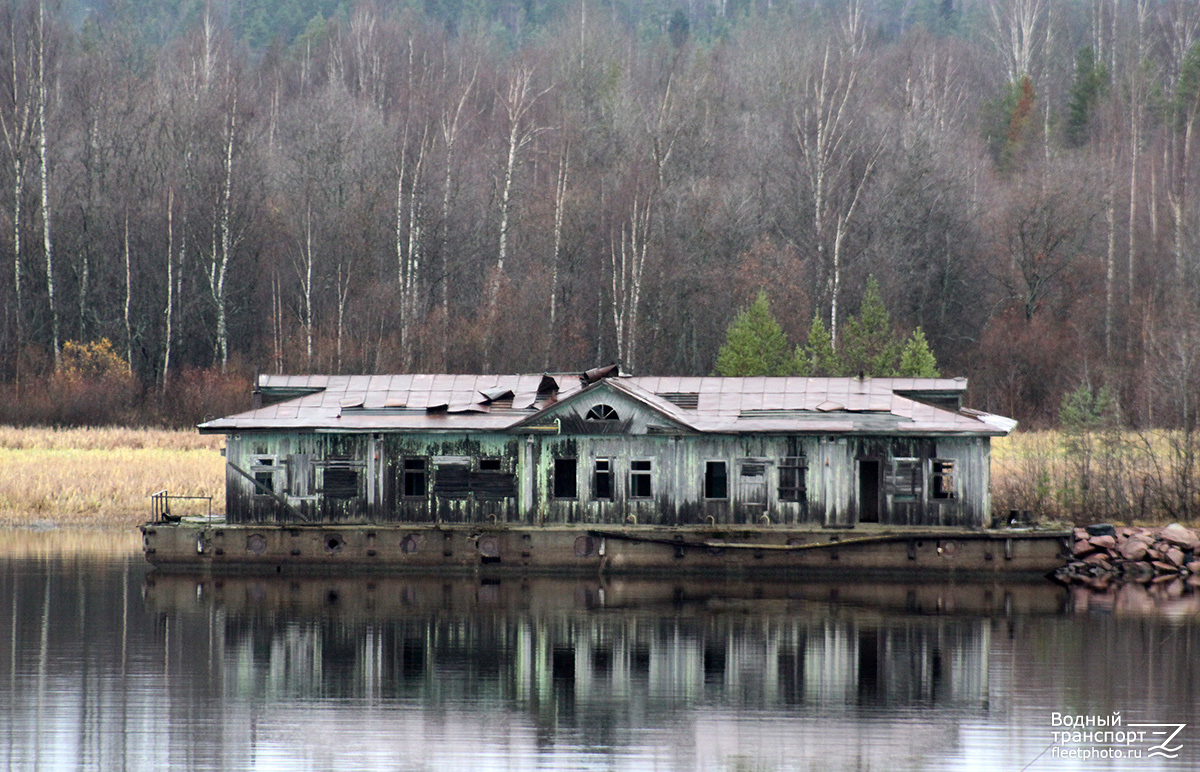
[0,426,224,529]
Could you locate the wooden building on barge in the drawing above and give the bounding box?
[142,368,1066,573]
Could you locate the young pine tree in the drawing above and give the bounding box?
[715,291,792,376]
[840,277,902,376]
[795,316,842,376]
[898,328,940,377]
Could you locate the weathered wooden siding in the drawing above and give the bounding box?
[223,425,991,528]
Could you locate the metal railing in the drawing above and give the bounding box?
[150,490,214,524]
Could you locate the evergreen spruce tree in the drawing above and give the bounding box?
[898,327,940,377]
[796,316,842,376]
[840,277,902,376]
[715,291,792,376]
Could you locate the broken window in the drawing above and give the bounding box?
[931,459,956,500]
[251,456,278,496]
[472,457,516,500]
[891,458,921,502]
[322,456,360,499]
[434,460,471,499]
[402,458,427,497]
[704,461,728,499]
[737,459,767,504]
[630,460,653,498]
[553,458,578,499]
[779,456,807,502]
[593,458,613,500]
[586,404,619,421]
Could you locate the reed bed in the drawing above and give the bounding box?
[0,426,224,529]
[992,429,1200,525]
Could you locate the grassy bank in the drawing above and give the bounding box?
[992,429,1200,525]
[0,427,224,530]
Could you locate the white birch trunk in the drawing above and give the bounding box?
[609,196,651,373]
[487,67,547,355]
[162,188,173,391]
[36,0,56,369]
[124,207,132,372]
[438,65,476,367]
[546,142,568,370]
[207,88,237,372]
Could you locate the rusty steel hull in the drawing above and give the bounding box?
[141,521,1070,577]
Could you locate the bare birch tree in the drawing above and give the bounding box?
[790,45,876,343]
[610,194,651,372]
[0,2,35,381]
[437,57,477,367]
[485,64,550,368]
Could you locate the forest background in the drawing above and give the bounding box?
[1,0,1199,437]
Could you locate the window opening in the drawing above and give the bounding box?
[932,459,956,499]
[704,461,728,499]
[251,456,277,495]
[630,460,653,498]
[737,459,768,504]
[585,404,619,421]
[434,461,471,498]
[322,457,359,499]
[891,458,921,502]
[593,458,613,500]
[402,458,427,497]
[472,456,516,500]
[779,456,807,502]
[554,458,578,499]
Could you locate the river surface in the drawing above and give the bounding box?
[2,531,1199,771]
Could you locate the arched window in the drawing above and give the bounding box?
[585,404,619,421]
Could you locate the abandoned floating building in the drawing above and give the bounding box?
[142,368,1067,573]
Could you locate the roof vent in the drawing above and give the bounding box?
[657,392,699,409]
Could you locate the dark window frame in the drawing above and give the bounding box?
[401,457,428,498]
[321,456,361,500]
[778,456,807,502]
[553,458,579,499]
[630,459,653,499]
[585,404,620,421]
[931,459,956,500]
[593,457,614,500]
[892,457,922,502]
[250,455,279,497]
[704,460,728,500]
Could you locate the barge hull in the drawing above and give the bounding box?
[141,522,1069,576]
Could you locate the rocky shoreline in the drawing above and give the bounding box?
[1056,522,1200,589]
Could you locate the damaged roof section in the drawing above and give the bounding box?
[204,371,1012,437]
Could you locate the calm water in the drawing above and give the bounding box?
[2,537,1200,771]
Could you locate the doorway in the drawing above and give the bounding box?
[858,459,880,523]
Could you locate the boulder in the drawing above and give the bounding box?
[1187,560,1200,574]
[1088,534,1117,550]
[1120,540,1149,561]
[1073,540,1097,557]
[1086,523,1117,537]
[1152,560,1180,574]
[1160,523,1199,550]
[1166,547,1186,568]
[1083,553,1112,570]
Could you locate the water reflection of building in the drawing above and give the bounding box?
[148,576,999,716]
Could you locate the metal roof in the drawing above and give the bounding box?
[199,373,1011,436]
